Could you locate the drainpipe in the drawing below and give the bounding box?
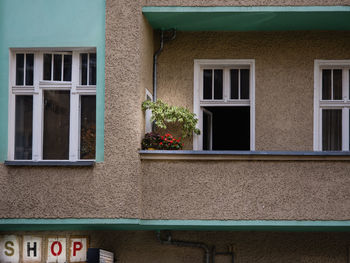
[152,29,176,102]
[156,231,210,263]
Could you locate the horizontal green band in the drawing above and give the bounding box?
[1,219,350,231]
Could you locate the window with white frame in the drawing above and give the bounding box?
[314,60,350,151]
[193,59,255,151]
[8,49,97,161]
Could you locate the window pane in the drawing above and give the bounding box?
[63,55,72,81]
[230,69,238,99]
[240,69,250,99]
[89,53,96,85]
[25,54,34,85]
[322,69,331,100]
[203,69,212,99]
[43,54,52,80]
[81,53,88,85]
[43,90,70,159]
[15,96,33,159]
[80,95,96,159]
[16,54,24,85]
[203,109,212,151]
[53,54,62,81]
[214,69,223,100]
[333,69,342,100]
[322,109,342,151]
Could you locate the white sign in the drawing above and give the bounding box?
[22,236,42,262]
[0,235,20,263]
[47,237,66,263]
[69,237,88,262]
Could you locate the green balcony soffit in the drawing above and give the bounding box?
[142,6,350,31]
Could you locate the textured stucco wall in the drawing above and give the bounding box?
[155,31,350,151]
[2,231,350,263]
[1,0,350,222]
[0,0,151,219]
[141,160,350,220]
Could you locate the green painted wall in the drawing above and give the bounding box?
[0,0,105,161]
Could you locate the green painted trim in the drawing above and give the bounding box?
[0,0,105,162]
[142,6,350,13]
[1,219,350,232]
[142,6,350,31]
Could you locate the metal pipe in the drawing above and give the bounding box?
[152,29,176,102]
[156,231,210,263]
[212,246,234,263]
[152,31,164,102]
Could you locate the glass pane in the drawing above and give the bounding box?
[15,96,33,159]
[203,69,212,99]
[43,90,70,159]
[322,69,331,100]
[333,69,342,100]
[25,54,34,85]
[89,53,96,85]
[53,54,62,81]
[230,69,238,99]
[214,69,223,100]
[16,54,24,85]
[203,110,212,150]
[80,95,96,159]
[43,54,52,80]
[240,69,250,99]
[81,53,88,85]
[322,109,342,151]
[63,55,72,81]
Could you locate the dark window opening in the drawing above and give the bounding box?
[203,106,250,150]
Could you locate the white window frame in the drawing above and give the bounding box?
[145,89,153,134]
[8,48,96,161]
[193,59,255,151]
[314,60,350,151]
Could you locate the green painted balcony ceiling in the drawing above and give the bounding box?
[142,6,350,31]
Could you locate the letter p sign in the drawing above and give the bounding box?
[69,237,88,262]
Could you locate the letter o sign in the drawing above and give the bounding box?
[47,238,66,263]
[51,241,62,256]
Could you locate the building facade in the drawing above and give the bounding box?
[1,0,350,262]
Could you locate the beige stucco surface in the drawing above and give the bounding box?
[1,0,350,222]
[2,231,350,263]
[156,31,350,151]
[141,160,350,220]
[0,0,152,219]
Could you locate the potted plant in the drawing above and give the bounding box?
[142,99,200,138]
[141,132,161,150]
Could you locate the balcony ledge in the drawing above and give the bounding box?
[139,150,350,161]
[4,160,95,166]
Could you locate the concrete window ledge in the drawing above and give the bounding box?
[4,160,95,166]
[139,150,350,161]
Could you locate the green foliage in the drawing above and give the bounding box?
[142,99,200,138]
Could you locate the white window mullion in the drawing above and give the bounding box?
[32,52,43,161]
[342,108,349,151]
[211,69,214,100]
[238,69,241,99]
[23,54,26,86]
[69,52,80,161]
[61,55,64,81]
[7,52,16,159]
[331,69,334,100]
[87,54,90,86]
[224,68,229,102]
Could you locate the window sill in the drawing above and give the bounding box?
[4,160,95,166]
[139,150,350,161]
